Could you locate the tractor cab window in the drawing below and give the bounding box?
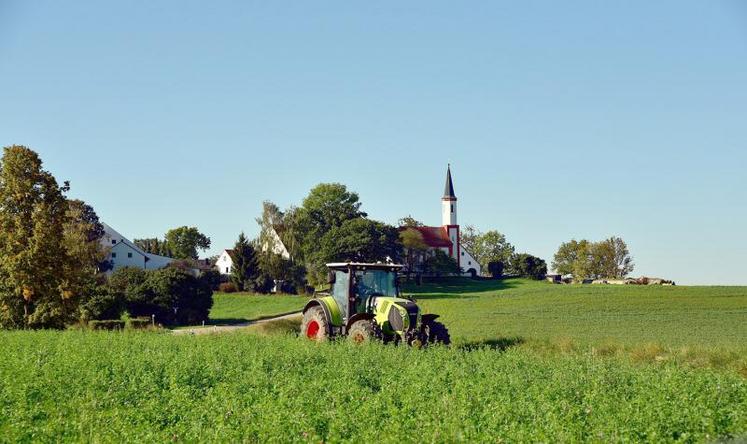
[331,270,350,317]
[353,270,398,301]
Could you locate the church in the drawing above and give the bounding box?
[404,165,481,277]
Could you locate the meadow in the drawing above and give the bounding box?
[1,279,746,442]
[206,292,305,325]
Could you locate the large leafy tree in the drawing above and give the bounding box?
[461,227,514,274]
[552,237,633,281]
[164,226,211,259]
[508,253,548,280]
[0,145,70,328]
[230,232,258,291]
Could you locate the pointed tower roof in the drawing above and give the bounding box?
[443,164,456,199]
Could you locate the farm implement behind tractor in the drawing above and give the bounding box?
[301,262,450,345]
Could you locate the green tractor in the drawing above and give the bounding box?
[301,262,450,345]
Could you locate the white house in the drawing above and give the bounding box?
[216,249,235,275]
[100,223,174,272]
[402,165,481,277]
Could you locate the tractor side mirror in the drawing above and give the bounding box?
[327,271,336,284]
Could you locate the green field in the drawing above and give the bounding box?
[1,279,746,442]
[207,292,306,325]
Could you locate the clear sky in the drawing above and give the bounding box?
[1,1,746,285]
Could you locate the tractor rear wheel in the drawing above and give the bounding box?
[301,306,329,341]
[348,319,382,344]
[423,321,451,346]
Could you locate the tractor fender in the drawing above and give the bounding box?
[346,312,375,331]
[421,314,440,324]
[303,297,343,332]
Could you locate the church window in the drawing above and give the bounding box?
[451,204,454,213]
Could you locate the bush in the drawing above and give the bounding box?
[509,253,547,280]
[200,269,222,290]
[80,285,124,322]
[219,282,238,293]
[127,317,152,330]
[487,261,504,278]
[88,320,125,330]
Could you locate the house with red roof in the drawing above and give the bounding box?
[403,165,481,276]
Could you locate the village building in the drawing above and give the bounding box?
[404,165,481,276]
[100,223,174,272]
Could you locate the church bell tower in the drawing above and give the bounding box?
[442,165,459,264]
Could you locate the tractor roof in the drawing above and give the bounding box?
[326,262,404,271]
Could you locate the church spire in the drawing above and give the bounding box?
[443,164,456,200]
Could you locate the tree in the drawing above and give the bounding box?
[460,225,480,257]
[163,226,211,259]
[133,238,168,256]
[552,237,633,281]
[60,199,108,322]
[0,145,70,329]
[308,218,401,285]
[399,227,428,276]
[398,215,424,227]
[509,253,548,280]
[423,250,461,276]
[230,232,258,291]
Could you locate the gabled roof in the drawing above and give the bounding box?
[443,164,456,199]
[402,226,453,248]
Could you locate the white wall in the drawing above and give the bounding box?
[441,199,457,226]
[217,250,234,275]
[110,242,147,271]
[459,245,481,276]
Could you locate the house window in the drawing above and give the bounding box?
[112,240,116,245]
[128,252,133,258]
[468,261,472,265]
[461,252,464,256]
[111,252,117,258]
[226,267,229,273]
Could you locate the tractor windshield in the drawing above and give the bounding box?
[354,269,398,299]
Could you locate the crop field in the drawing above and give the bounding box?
[1,279,745,442]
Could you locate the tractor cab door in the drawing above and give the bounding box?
[330,269,350,323]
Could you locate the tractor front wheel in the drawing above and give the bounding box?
[301,306,329,341]
[423,321,451,346]
[348,319,382,344]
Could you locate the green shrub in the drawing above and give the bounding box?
[88,320,125,330]
[127,317,152,330]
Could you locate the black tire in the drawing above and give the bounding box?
[348,319,382,344]
[301,306,330,341]
[423,321,451,346]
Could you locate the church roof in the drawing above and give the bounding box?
[443,164,456,199]
[403,226,453,248]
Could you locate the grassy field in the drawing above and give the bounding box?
[1,331,745,442]
[1,279,746,442]
[206,292,307,325]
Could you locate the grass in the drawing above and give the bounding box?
[205,292,307,325]
[0,331,745,442]
[1,279,746,441]
[406,278,747,374]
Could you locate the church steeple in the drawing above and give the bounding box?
[443,164,456,200]
[441,164,458,226]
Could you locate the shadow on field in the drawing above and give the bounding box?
[403,277,519,300]
[459,336,525,352]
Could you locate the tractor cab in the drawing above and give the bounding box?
[301,262,450,346]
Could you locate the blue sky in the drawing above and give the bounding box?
[1,1,745,284]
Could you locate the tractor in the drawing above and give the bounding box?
[301,262,450,345]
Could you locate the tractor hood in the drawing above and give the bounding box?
[371,297,420,333]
